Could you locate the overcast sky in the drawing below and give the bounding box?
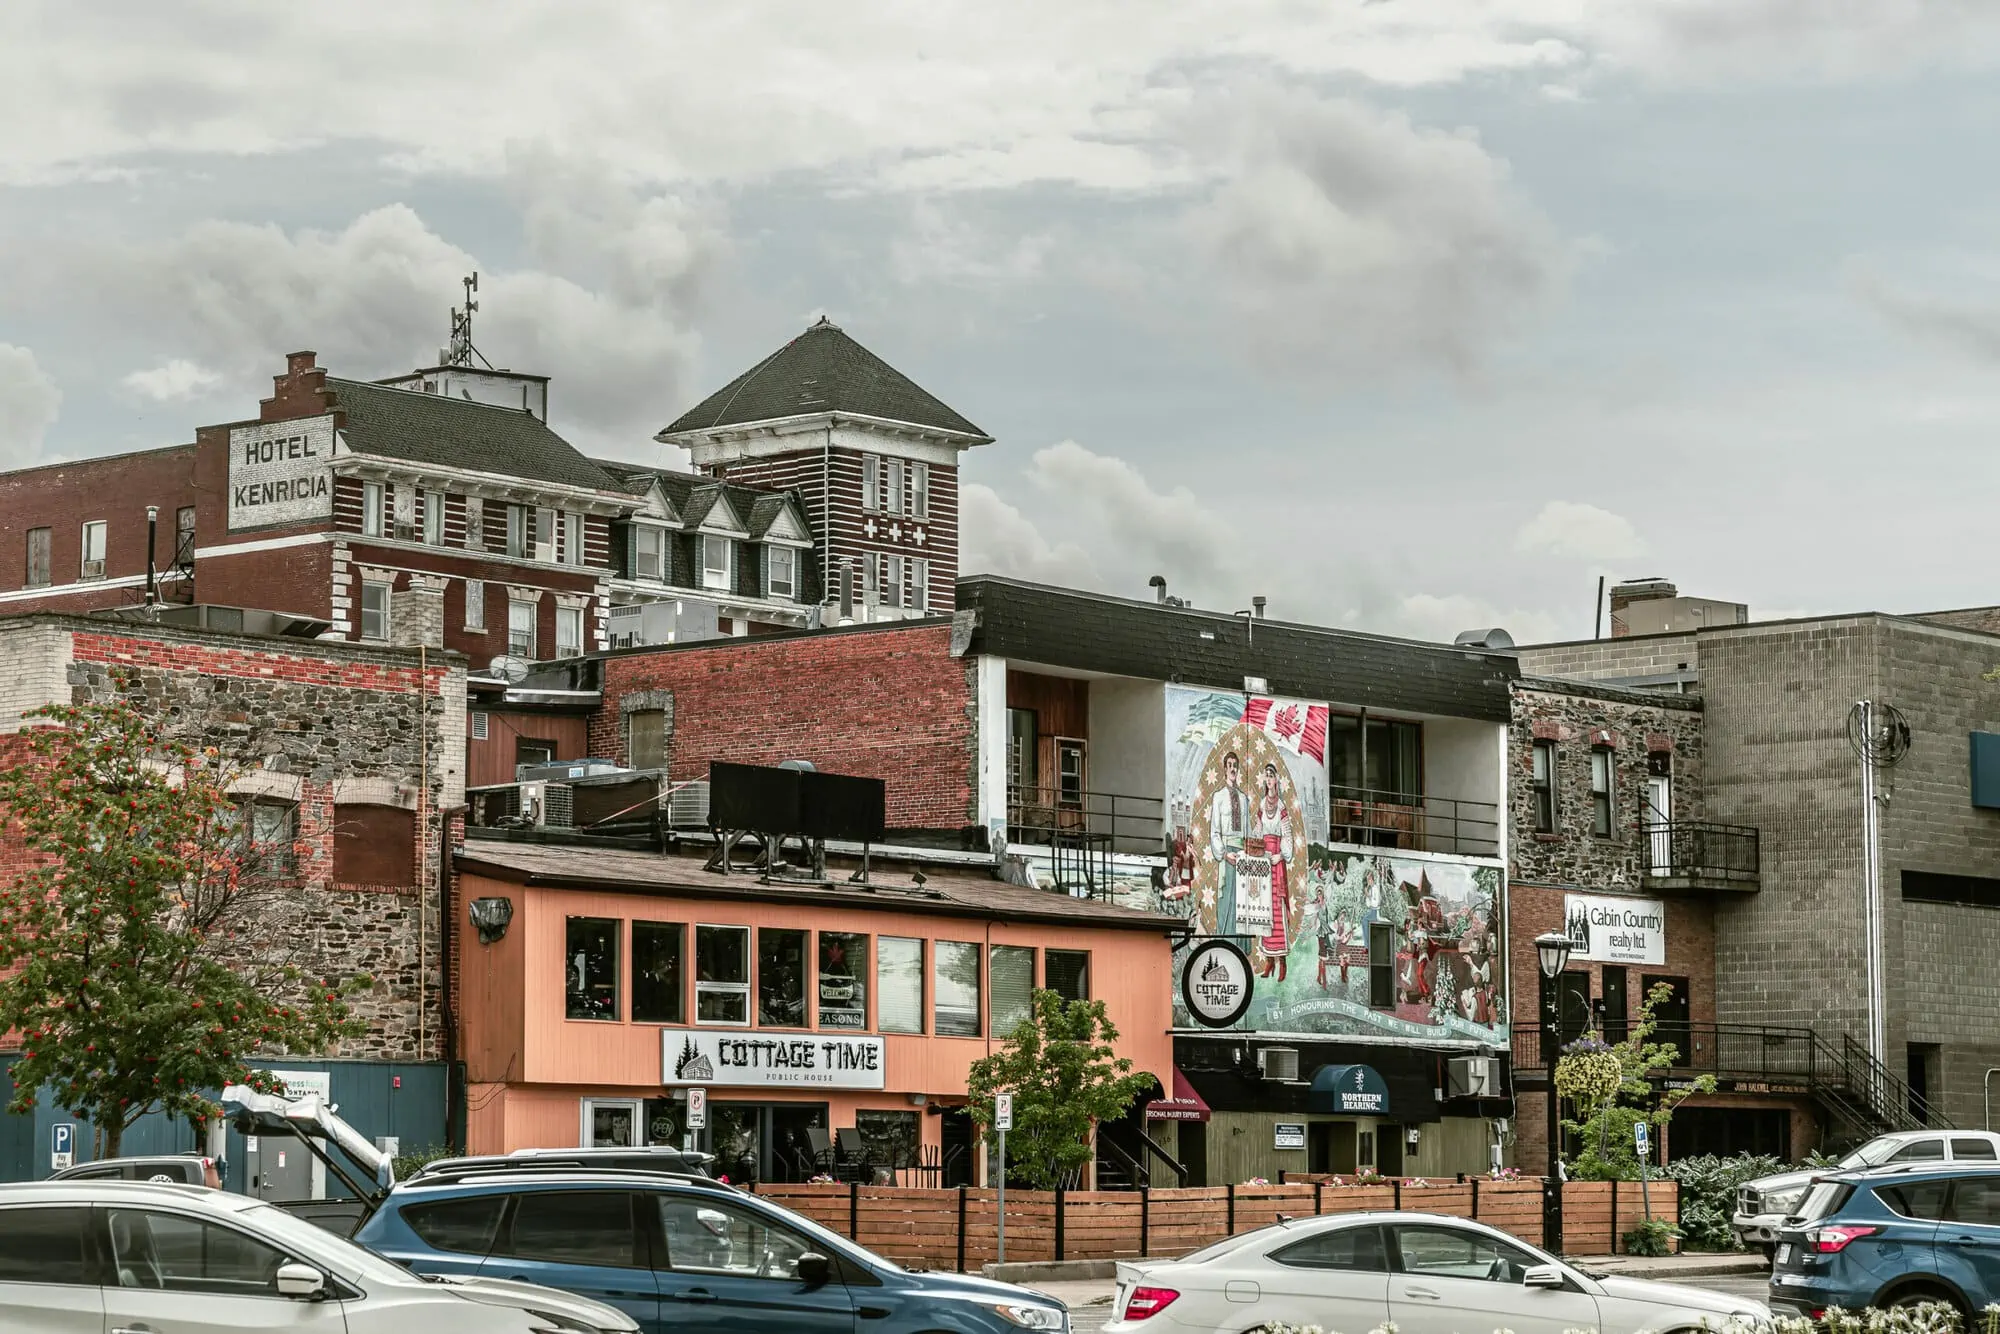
[6,1,2000,643]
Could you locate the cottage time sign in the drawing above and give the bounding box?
[228,417,335,531]
[1181,939,1254,1028]
[1563,892,1667,966]
[661,1031,886,1090]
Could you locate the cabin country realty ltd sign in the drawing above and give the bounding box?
[662,1031,886,1090]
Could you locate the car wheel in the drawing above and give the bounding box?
[1884,1286,1965,1318]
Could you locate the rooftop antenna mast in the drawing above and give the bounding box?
[442,272,494,370]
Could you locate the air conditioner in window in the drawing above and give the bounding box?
[1256,1047,1300,1083]
[1447,1056,1502,1100]
[80,559,105,580]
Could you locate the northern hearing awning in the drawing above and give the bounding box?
[1145,1067,1212,1122]
[1308,1063,1393,1117]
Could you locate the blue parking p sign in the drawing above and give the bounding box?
[51,1123,74,1171]
[1634,1122,1649,1154]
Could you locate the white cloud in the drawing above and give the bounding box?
[1515,500,1649,563]
[84,168,718,448]
[0,345,60,467]
[1851,271,2000,363]
[121,358,221,402]
[1177,92,1562,381]
[958,482,1099,588]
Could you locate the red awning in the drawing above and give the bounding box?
[1145,1067,1212,1122]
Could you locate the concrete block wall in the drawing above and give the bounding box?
[1517,634,1700,685]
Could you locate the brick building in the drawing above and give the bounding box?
[1521,597,2000,1145]
[0,613,465,1183]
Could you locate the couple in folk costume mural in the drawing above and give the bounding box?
[1163,685,1506,1040]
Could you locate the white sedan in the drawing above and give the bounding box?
[1103,1211,1769,1334]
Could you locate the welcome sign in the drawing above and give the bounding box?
[661,1031,886,1090]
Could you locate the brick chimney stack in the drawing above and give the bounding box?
[260,350,340,423]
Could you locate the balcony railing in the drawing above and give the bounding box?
[1641,820,1759,888]
[1007,784,1166,858]
[1330,786,1500,857]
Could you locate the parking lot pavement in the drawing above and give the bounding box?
[1037,1270,1772,1333]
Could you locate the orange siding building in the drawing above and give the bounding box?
[455,839,1177,1186]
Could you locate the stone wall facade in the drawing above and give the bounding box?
[0,615,466,1064]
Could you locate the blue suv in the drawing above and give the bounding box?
[354,1166,1069,1333]
[1770,1164,2000,1317]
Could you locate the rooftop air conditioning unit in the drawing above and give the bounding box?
[608,604,645,649]
[1257,1047,1300,1083]
[517,779,574,829]
[665,779,711,829]
[1447,1056,1501,1100]
[517,759,623,783]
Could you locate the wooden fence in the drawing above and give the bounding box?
[749,1178,1678,1270]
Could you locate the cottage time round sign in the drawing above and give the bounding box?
[1182,939,1254,1028]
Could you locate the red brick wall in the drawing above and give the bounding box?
[1509,880,1718,1170]
[593,623,976,831]
[197,538,334,622]
[0,446,201,603]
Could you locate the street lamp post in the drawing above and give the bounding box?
[1536,930,1575,1253]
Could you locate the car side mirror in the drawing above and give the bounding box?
[1524,1265,1565,1290]
[275,1262,327,1300]
[797,1252,832,1287]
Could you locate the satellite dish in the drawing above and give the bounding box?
[487,654,531,684]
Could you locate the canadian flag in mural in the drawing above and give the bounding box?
[1242,695,1330,765]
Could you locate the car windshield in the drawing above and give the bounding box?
[1842,1140,1905,1168]
[236,1202,415,1287]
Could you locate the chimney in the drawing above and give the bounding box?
[262,350,336,424]
[1149,575,1167,604]
[1608,577,1677,638]
[1252,596,1267,619]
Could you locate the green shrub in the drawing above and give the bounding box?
[1665,1152,1787,1252]
[1622,1216,1680,1257]
[390,1144,453,1180]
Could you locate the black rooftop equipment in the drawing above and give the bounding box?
[707,761,887,884]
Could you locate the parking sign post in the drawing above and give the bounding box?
[994,1093,1013,1265]
[50,1123,73,1173]
[1634,1121,1652,1221]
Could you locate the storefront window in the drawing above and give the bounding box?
[989,945,1036,1038]
[632,921,684,1024]
[565,918,620,1021]
[855,1110,920,1172]
[878,937,924,1034]
[818,932,868,1030]
[758,928,809,1028]
[1046,949,1089,1002]
[696,925,750,1026]
[583,1098,641,1147]
[934,940,982,1038]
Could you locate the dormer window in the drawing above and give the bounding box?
[634,525,668,581]
[702,535,733,591]
[768,547,796,600]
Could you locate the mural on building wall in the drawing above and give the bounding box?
[1160,686,1330,969]
[1166,847,1505,1040]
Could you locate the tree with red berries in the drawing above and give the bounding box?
[0,695,368,1156]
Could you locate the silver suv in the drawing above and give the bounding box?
[0,1179,637,1333]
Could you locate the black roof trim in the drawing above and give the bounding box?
[956,576,1516,723]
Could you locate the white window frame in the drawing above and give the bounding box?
[360,580,391,641]
[910,462,929,520]
[908,556,929,614]
[862,455,880,513]
[79,521,107,580]
[361,482,385,537]
[508,600,537,658]
[555,605,584,658]
[506,504,528,559]
[881,553,903,609]
[886,458,905,516]
[1591,748,1616,838]
[422,491,445,546]
[702,535,732,591]
[627,709,668,771]
[392,483,417,540]
[768,546,797,600]
[464,579,485,631]
[534,507,556,563]
[635,524,668,582]
[579,1097,644,1148]
[696,924,752,1027]
[464,496,485,552]
[471,711,490,741]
